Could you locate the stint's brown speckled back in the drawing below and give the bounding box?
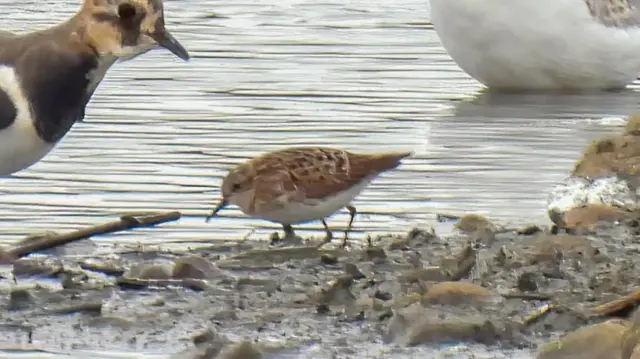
[222,147,411,209]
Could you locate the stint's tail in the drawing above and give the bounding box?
[367,151,412,173]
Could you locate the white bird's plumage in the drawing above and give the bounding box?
[429,0,640,90]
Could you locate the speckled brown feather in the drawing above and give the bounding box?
[239,147,411,213]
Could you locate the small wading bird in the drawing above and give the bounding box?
[206,147,412,247]
[429,0,640,91]
[0,0,189,176]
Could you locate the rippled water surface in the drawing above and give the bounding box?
[0,0,637,357]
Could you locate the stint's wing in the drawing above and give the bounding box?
[584,0,640,27]
[252,147,409,201]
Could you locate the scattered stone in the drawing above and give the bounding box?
[423,281,496,307]
[79,259,125,277]
[516,272,540,292]
[363,247,387,261]
[455,214,497,235]
[320,253,338,265]
[622,308,640,359]
[384,304,500,346]
[315,275,356,308]
[625,113,640,136]
[441,245,476,281]
[125,263,173,280]
[343,263,366,280]
[517,225,542,235]
[537,320,628,359]
[398,267,449,283]
[172,255,223,280]
[557,204,633,231]
[47,301,103,316]
[406,227,437,245]
[12,258,62,277]
[374,290,393,301]
[217,341,264,359]
[388,237,410,251]
[528,234,597,263]
[8,288,36,311]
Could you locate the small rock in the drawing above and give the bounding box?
[455,214,497,235]
[528,234,597,263]
[374,290,393,301]
[173,255,223,280]
[626,113,640,136]
[388,237,410,251]
[320,253,338,265]
[406,227,437,245]
[423,281,496,307]
[469,227,496,245]
[517,225,542,235]
[558,204,633,231]
[384,304,500,346]
[363,247,387,261]
[537,320,628,359]
[623,308,640,359]
[343,263,366,279]
[8,288,36,311]
[217,341,264,359]
[398,267,448,283]
[516,272,539,292]
[12,258,61,277]
[125,263,173,280]
[0,246,15,265]
[315,275,356,307]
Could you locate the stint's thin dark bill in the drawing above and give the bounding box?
[205,199,228,222]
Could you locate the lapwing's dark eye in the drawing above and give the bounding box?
[231,183,241,191]
[117,3,137,20]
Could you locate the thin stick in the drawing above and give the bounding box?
[590,289,640,317]
[8,211,181,259]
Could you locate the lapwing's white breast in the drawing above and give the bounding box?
[0,65,54,176]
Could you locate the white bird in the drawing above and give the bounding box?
[429,0,640,91]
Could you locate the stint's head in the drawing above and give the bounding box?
[80,0,190,61]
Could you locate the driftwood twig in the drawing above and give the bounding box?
[590,289,640,317]
[502,292,552,301]
[116,277,210,291]
[522,303,554,326]
[8,211,181,260]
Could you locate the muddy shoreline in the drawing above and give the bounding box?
[5,116,640,358]
[0,211,637,358]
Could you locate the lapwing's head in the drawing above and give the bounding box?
[80,0,190,61]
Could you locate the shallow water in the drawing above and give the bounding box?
[0,0,635,357]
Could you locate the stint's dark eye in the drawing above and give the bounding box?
[231,183,242,192]
[117,3,137,20]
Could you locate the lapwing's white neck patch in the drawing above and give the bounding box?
[0,65,54,176]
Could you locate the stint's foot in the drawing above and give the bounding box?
[271,225,303,246]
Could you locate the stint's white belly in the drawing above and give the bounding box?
[429,0,640,90]
[258,179,372,225]
[0,66,54,176]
